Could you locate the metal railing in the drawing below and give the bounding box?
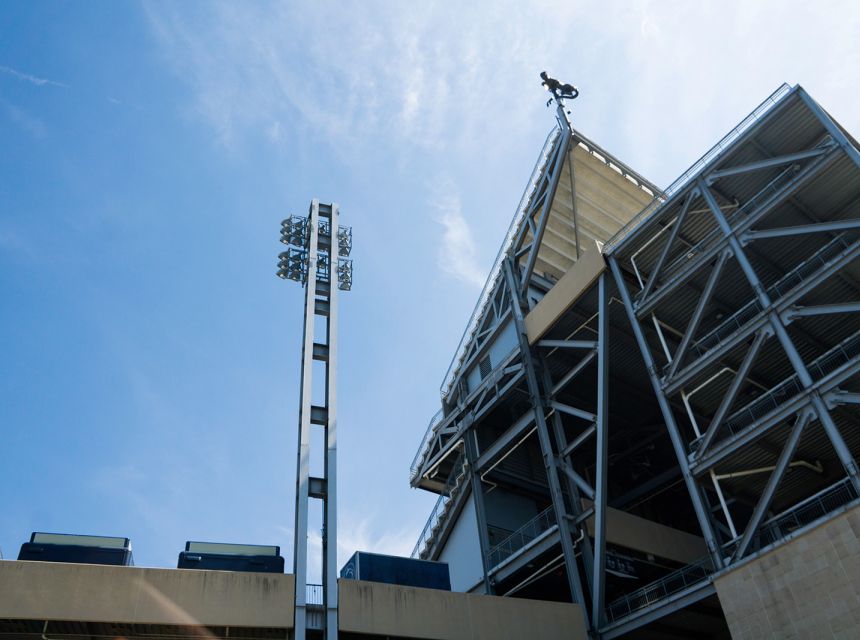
[412,451,468,559]
[306,583,323,606]
[605,555,715,623]
[605,83,792,255]
[722,328,860,436]
[440,128,561,398]
[605,479,858,624]
[650,134,835,295]
[485,505,557,569]
[413,346,521,484]
[690,233,851,359]
[757,478,858,549]
[660,162,800,281]
[409,408,445,482]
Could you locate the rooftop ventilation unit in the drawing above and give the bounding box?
[340,551,451,591]
[177,541,284,573]
[18,532,133,566]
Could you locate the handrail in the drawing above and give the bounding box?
[440,128,561,398]
[306,583,323,606]
[605,555,715,622]
[757,477,858,549]
[722,327,860,436]
[409,408,445,482]
[689,233,850,359]
[604,83,792,255]
[411,450,467,559]
[643,134,835,297]
[485,505,556,569]
[606,477,858,623]
[652,162,800,288]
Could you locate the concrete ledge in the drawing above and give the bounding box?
[582,502,707,565]
[525,245,605,345]
[0,561,294,628]
[338,579,587,640]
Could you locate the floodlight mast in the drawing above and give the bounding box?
[278,200,353,640]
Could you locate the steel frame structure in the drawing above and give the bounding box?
[410,83,624,636]
[607,85,860,572]
[278,200,352,640]
[410,83,860,637]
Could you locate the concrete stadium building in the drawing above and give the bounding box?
[2,82,860,640]
[408,82,860,639]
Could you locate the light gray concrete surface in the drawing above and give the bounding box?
[0,560,295,628]
[339,579,588,640]
[714,504,860,639]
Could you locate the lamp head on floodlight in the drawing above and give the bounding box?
[276,209,353,291]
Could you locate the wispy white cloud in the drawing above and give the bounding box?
[0,98,47,138]
[305,510,417,582]
[0,64,68,88]
[432,186,487,289]
[142,1,589,154]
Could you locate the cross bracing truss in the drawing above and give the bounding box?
[410,83,860,638]
[608,84,860,576]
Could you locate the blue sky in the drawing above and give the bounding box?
[1,1,859,575]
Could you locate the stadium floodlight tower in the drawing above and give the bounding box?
[277,199,353,640]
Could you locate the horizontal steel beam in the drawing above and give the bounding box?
[664,237,860,396]
[635,146,840,318]
[538,339,598,350]
[692,353,860,474]
[826,390,860,407]
[783,301,860,321]
[475,411,536,472]
[707,145,830,181]
[551,400,596,423]
[742,217,860,242]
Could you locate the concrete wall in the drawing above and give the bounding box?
[438,493,484,592]
[465,319,518,394]
[525,244,605,344]
[484,487,539,533]
[339,579,587,640]
[0,560,294,628]
[584,502,708,565]
[714,504,860,639]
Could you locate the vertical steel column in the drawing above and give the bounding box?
[465,432,495,595]
[543,391,596,593]
[502,257,590,618]
[293,201,320,640]
[609,255,725,569]
[519,133,572,296]
[698,181,860,494]
[591,273,609,630]
[324,205,340,639]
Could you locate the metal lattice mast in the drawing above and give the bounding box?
[278,200,353,640]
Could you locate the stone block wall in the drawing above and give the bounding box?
[714,504,860,639]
